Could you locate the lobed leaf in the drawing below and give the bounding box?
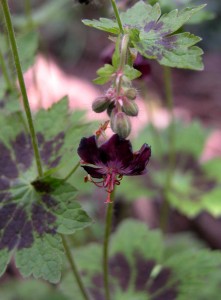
[83,1,205,70]
[60,220,221,299]
[82,18,119,34]
[0,99,92,282]
[124,65,142,80]
[133,3,205,70]
[93,64,116,85]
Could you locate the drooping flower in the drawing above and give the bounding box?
[77,134,151,203]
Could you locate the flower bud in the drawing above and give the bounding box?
[107,102,115,117]
[122,99,139,116]
[111,109,131,139]
[124,88,137,100]
[92,96,111,113]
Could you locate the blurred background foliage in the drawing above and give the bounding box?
[0,0,221,299]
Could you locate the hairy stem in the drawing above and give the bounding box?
[1,0,43,177]
[62,235,90,300]
[103,190,115,300]
[110,0,124,34]
[116,34,129,96]
[159,66,175,233]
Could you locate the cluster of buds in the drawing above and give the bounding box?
[92,79,138,138]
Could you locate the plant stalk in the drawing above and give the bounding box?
[62,235,90,300]
[159,66,175,233]
[1,0,43,177]
[103,190,115,300]
[116,34,129,96]
[110,0,124,34]
[63,161,80,182]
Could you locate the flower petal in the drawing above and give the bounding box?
[77,136,100,164]
[99,134,133,167]
[82,166,103,179]
[124,144,151,175]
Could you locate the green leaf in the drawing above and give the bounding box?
[17,31,39,72]
[124,65,142,80]
[203,158,221,183]
[165,170,221,218]
[0,249,10,277]
[133,121,220,218]
[121,1,161,28]
[60,220,221,299]
[82,18,119,34]
[0,99,92,282]
[15,235,64,283]
[133,4,205,70]
[0,279,68,300]
[82,1,205,70]
[93,64,116,85]
[109,220,163,261]
[148,0,214,25]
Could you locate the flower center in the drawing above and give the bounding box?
[103,170,123,203]
[85,168,123,203]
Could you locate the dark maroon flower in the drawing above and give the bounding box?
[77,134,151,203]
[134,53,151,79]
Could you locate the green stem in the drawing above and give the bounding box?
[1,0,43,177]
[63,161,80,182]
[116,34,129,96]
[103,190,115,300]
[159,66,175,233]
[110,0,124,34]
[62,235,90,300]
[119,34,129,71]
[0,49,14,91]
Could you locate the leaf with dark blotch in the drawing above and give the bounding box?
[0,177,91,282]
[0,99,93,283]
[60,220,221,300]
[132,3,205,70]
[109,253,131,291]
[83,1,205,70]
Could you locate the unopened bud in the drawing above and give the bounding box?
[124,88,137,100]
[92,96,111,113]
[107,102,115,117]
[111,109,131,139]
[122,99,139,116]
